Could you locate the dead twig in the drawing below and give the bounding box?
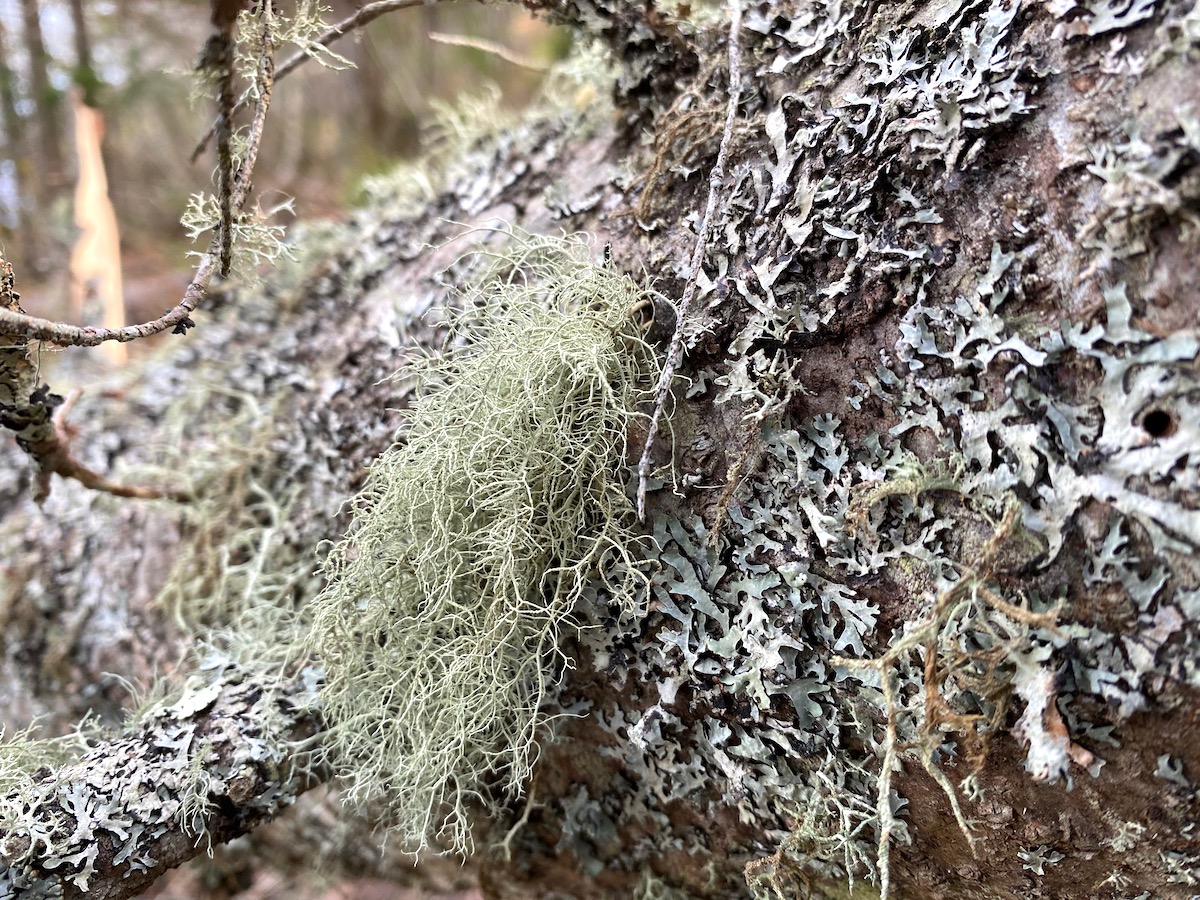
[831,501,1062,900]
[428,31,550,71]
[190,0,434,163]
[636,0,742,521]
[201,1,242,277]
[0,4,275,352]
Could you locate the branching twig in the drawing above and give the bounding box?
[635,0,742,521]
[0,16,276,501]
[0,260,186,503]
[831,502,1061,900]
[0,5,276,352]
[190,0,433,163]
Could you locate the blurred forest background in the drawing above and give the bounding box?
[0,0,565,337]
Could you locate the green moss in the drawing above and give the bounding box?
[308,232,659,853]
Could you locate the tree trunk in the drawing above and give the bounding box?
[18,0,66,197]
[67,0,101,107]
[2,2,1199,899]
[0,21,37,275]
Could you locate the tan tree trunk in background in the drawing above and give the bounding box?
[68,94,126,365]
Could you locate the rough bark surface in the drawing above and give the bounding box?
[1,668,321,900]
[1,1,1199,899]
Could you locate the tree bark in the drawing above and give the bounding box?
[2,1,1199,899]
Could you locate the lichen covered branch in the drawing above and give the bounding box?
[0,665,324,900]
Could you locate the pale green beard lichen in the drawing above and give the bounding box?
[308,233,660,854]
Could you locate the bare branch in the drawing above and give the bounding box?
[190,0,433,163]
[0,260,186,502]
[636,0,742,521]
[0,256,214,347]
[428,32,550,71]
[0,666,325,900]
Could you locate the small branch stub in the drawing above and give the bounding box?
[0,257,187,502]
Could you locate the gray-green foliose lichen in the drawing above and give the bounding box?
[0,656,320,897]
[530,0,1200,896]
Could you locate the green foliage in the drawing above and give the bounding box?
[309,232,659,854]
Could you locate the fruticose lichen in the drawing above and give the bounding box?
[308,232,660,854]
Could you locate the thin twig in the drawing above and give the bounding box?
[236,6,276,211]
[0,6,276,351]
[0,259,213,346]
[28,406,191,503]
[191,0,433,162]
[429,31,550,71]
[202,4,239,278]
[636,0,742,521]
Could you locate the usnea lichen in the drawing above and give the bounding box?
[308,232,660,853]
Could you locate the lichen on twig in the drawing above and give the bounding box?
[190,0,440,163]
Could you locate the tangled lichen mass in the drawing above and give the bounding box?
[308,233,660,853]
